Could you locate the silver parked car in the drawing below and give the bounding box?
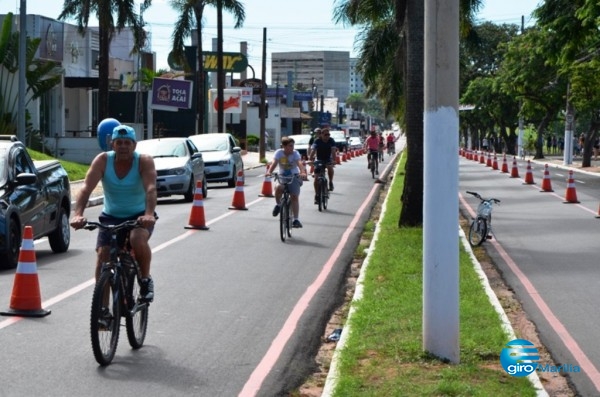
[188,133,244,187]
[135,137,206,202]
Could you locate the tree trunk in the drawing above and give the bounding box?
[98,21,111,122]
[534,110,553,159]
[581,119,599,167]
[399,0,424,227]
[195,7,205,134]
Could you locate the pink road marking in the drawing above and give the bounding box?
[239,181,383,396]
[460,194,600,392]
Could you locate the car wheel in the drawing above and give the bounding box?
[202,175,208,198]
[227,167,236,187]
[48,205,70,253]
[0,217,21,269]
[184,176,195,202]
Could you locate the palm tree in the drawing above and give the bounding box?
[334,0,482,226]
[170,0,245,134]
[58,0,151,123]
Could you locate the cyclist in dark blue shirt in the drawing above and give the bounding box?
[309,128,338,203]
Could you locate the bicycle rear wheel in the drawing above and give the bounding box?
[90,269,121,366]
[125,268,148,349]
[285,200,292,237]
[468,218,487,246]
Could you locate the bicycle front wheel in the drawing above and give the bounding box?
[468,218,488,246]
[320,178,328,210]
[125,269,148,349]
[280,197,289,242]
[90,269,121,366]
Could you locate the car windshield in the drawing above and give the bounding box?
[192,135,229,152]
[291,135,310,145]
[136,140,188,158]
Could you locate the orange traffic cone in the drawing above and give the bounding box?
[229,170,248,210]
[185,180,209,230]
[523,160,535,184]
[473,151,478,162]
[479,152,486,164]
[501,155,509,173]
[564,170,580,203]
[259,164,274,197]
[540,164,553,192]
[510,157,520,178]
[486,152,492,167]
[492,154,499,170]
[1,226,50,317]
[595,203,600,218]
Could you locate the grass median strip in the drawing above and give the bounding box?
[329,156,537,396]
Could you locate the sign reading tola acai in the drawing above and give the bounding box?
[151,78,193,111]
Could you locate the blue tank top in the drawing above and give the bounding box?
[103,151,145,217]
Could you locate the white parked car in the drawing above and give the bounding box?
[135,137,206,202]
[348,136,363,150]
[188,133,244,187]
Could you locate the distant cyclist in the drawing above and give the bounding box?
[364,130,380,175]
[386,132,396,154]
[309,128,338,202]
[266,136,309,228]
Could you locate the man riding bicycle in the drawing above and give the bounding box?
[309,128,338,203]
[364,130,380,175]
[70,124,158,302]
[266,136,308,228]
[386,132,396,154]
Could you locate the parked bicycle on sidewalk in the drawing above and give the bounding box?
[466,191,500,246]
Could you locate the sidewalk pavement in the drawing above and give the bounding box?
[69,150,267,207]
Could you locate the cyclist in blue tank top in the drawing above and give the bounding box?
[70,124,158,302]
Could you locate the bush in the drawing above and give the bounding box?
[247,135,259,146]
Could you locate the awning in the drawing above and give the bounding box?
[64,77,99,89]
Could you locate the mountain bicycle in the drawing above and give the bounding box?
[466,191,500,246]
[313,160,329,212]
[83,219,150,366]
[387,141,396,156]
[368,150,379,179]
[274,173,294,242]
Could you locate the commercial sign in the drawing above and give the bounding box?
[150,77,193,111]
[239,78,263,95]
[209,89,243,114]
[203,52,248,73]
[280,107,300,118]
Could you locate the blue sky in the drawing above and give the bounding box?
[0,0,541,81]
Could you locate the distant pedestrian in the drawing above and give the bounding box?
[552,136,557,154]
[482,137,489,151]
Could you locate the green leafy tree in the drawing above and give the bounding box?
[170,0,245,134]
[58,0,151,122]
[0,13,63,137]
[334,0,482,226]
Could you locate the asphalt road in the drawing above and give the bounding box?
[460,155,600,396]
[0,149,395,396]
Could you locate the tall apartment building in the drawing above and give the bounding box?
[349,58,365,95]
[271,51,350,102]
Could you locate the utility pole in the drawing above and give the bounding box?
[423,0,460,363]
[17,0,26,143]
[259,27,267,161]
[217,0,224,133]
[517,16,525,158]
[564,83,574,165]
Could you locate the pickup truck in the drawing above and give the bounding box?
[0,136,71,269]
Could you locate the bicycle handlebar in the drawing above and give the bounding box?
[466,191,500,204]
[83,219,142,232]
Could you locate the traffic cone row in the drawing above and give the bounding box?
[1,226,50,317]
[459,149,600,215]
